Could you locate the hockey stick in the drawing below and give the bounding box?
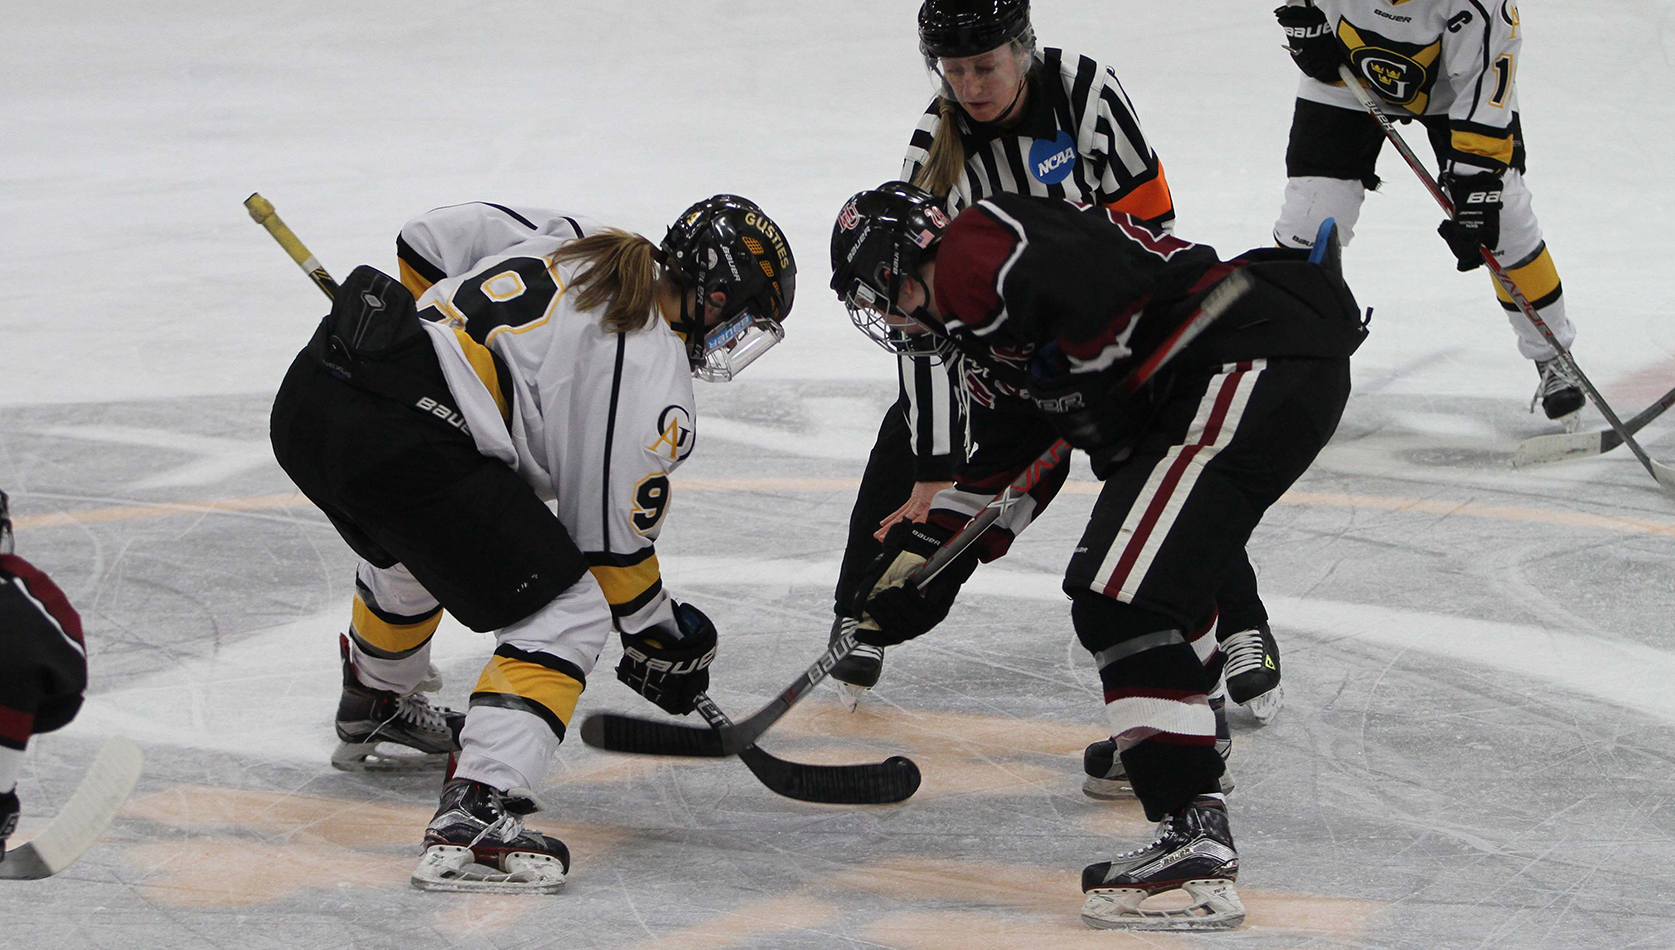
[245,193,340,300]
[578,441,1071,759]
[0,736,143,880]
[1515,382,1675,467]
[578,270,1256,759]
[693,694,920,804]
[1336,62,1675,492]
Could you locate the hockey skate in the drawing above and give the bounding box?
[829,616,884,712]
[1532,357,1585,426]
[1083,696,1233,799]
[1220,623,1283,722]
[332,635,464,772]
[411,779,569,894]
[1081,795,1244,931]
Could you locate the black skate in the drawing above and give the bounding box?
[1220,623,1283,722]
[1532,358,1584,423]
[411,779,569,893]
[1081,795,1244,931]
[1083,697,1234,799]
[830,616,884,711]
[333,634,464,772]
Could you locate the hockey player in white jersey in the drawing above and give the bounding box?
[1273,0,1582,421]
[270,196,794,893]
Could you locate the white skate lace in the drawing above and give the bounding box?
[1221,630,1268,680]
[389,692,448,734]
[1111,815,1177,859]
[467,808,524,848]
[1530,360,1579,412]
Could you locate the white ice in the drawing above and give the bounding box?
[5,2,1675,948]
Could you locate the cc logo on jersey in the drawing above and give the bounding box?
[649,405,695,462]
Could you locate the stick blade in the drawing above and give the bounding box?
[755,753,921,805]
[1513,430,1610,467]
[0,736,143,880]
[578,712,727,757]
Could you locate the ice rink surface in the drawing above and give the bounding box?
[5,1,1675,947]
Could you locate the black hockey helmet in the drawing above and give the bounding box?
[918,0,1034,61]
[0,489,11,556]
[659,195,797,382]
[830,182,953,355]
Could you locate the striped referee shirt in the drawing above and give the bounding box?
[894,47,1175,480]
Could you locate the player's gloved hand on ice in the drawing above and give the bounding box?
[1275,3,1345,84]
[0,788,19,860]
[616,601,717,715]
[850,520,977,647]
[1437,171,1503,271]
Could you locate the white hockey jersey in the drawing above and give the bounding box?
[1299,0,1524,175]
[397,202,694,638]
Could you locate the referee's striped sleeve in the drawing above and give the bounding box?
[1088,65,1175,229]
[898,353,964,480]
[901,99,942,184]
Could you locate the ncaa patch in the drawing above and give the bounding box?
[1029,131,1077,185]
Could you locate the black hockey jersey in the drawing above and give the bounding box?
[923,195,1363,553]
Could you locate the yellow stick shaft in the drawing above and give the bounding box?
[244,193,338,300]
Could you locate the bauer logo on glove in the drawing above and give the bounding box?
[615,601,718,715]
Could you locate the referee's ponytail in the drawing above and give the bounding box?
[912,97,966,198]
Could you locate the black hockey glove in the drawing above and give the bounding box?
[1437,171,1504,272]
[616,601,717,715]
[1027,347,1150,477]
[1275,4,1345,84]
[849,520,978,647]
[0,788,17,860]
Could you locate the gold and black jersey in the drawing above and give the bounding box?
[397,202,695,638]
[1298,0,1524,174]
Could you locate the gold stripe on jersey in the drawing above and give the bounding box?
[449,327,510,423]
[399,259,436,300]
[588,550,662,615]
[1451,129,1516,169]
[471,648,586,738]
[350,595,442,659]
[1493,245,1563,311]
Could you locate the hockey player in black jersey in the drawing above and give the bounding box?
[0,490,90,866]
[831,184,1365,930]
[832,0,1287,734]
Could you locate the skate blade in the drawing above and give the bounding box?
[1081,879,1245,931]
[1239,684,1285,723]
[837,681,870,713]
[1083,773,1234,800]
[410,846,566,894]
[1081,775,1135,800]
[331,742,450,773]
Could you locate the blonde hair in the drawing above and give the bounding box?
[912,96,966,198]
[550,229,661,332]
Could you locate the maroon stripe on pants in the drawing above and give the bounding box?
[1100,363,1252,597]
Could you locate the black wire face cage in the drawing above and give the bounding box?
[837,258,944,360]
